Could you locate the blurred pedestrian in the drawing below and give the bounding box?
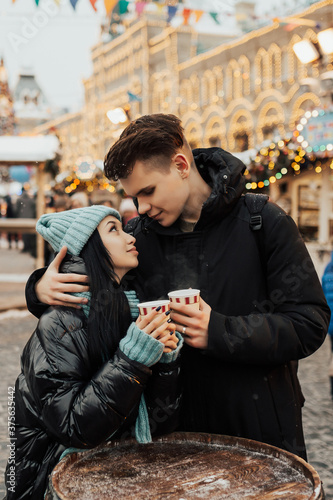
[322,252,333,400]
[15,187,36,256]
[99,199,114,208]
[44,196,69,265]
[68,191,89,209]
[5,205,182,500]
[4,195,18,249]
[119,197,138,226]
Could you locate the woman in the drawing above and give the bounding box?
[5,205,182,500]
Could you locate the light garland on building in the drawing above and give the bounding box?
[245,138,320,190]
[53,159,116,195]
[295,108,333,155]
[246,105,333,190]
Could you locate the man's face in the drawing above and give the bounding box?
[120,159,190,227]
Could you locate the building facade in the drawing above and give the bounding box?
[31,0,333,264]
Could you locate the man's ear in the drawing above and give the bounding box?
[173,153,190,179]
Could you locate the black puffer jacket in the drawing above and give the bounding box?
[124,147,330,459]
[7,259,181,500]
[25,147,330,460]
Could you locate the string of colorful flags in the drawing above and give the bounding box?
[9,0,242,26]
[10,0,312,30]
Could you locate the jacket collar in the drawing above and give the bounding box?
[193,147,246,228]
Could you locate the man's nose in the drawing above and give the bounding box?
[137,200,151,215]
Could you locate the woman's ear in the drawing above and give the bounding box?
[173,153,190,179]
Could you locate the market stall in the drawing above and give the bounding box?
[0,135,60,267]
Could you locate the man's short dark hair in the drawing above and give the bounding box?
[104,114,185,180]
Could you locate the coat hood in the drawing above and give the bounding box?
[192,147,246,224]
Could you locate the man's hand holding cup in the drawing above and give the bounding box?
[168,289,211,349]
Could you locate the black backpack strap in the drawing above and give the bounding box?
[244,193,269,231]
[244,193,269,280]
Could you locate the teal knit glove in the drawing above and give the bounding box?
[159,332,184,363]
[119,322,164,367]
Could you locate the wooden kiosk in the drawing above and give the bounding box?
[0,135,60,268]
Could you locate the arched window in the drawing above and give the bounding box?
[228,110,253,151]
[226,59,242,101]
[151,74,171,114]
[268,44,282,88]
[205,116,227,149]
[201,70,216,106]
[179,79,192,115]
[213,66,224,102]
[289,93,321,130]
[238,55,251,96]
[257,102,285,143]
[190,73,200,107]
[287,35,304,84]
[254,48,269,93]
[184,119,203,149]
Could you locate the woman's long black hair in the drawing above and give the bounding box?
[80,228,132,372]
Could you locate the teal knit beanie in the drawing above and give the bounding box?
[36,205,121,256]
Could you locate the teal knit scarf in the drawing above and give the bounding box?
[73,289,151,444]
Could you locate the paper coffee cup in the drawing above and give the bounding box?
[168,289,200,310]
[138,300,170,320]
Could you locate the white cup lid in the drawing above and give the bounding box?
[168,289,200,298]
[137,300,170,308]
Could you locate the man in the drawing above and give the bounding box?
[26,114,330,459]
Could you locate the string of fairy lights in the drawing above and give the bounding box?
[53,108,333,195]
[244,108,333,191]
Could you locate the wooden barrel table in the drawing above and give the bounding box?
[46,432,324,499]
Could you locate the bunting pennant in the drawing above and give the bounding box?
[194,10,204,23]
[70,0,79,9]
[135,1,146,16]
[89,0,98,11]
[182,8,191,25]
[284,23,298,31]
[119,0,129,15]
[104,0,119,15]
[9,0,302,28]
[127,90,142,102]
[209,12,220,25]
[155,3,164,15]
[274,16,317,27]
[167,5,177,23]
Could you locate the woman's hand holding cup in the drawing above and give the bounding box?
[136,302,178,352]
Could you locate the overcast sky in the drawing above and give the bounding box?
[0,0,311,111]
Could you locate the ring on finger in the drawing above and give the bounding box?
[182,326,187,335]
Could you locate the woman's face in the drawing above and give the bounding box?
[97,215,138,281]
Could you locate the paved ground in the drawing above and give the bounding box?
[0,246,332,498]
[0,245,35,313]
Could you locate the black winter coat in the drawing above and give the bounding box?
[6,259,181,500]
[124,147,330,459]
[25,147,330,461]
